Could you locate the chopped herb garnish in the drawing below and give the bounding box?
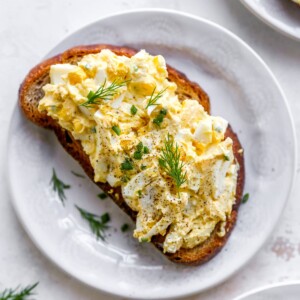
[101,212,110,223]
[141,165,147,170]
[136,142,144,152]
[121,223,130,232]
[133,142,149,160]
[159,134,187,190]
[98,193,107,200]
[71,171,85,178]
[91,127,96,133]
[137,190,142,197]
[80,78,129,107]
[153,114,164,127]
[242,193,250,204]
[134,142,142,159]
[50,168,70,205]
[112,125,121,136]
[133,151,143,160]
[160,108,167,115]
[130,105,137,115]
[145,87,167,109]
[121,175,130,183]
[224,155,230,161]
[153,108,167,127]
[0,282,39,300]
[75,205,110,240]
[141,237,149,243]
[121,158,134,171]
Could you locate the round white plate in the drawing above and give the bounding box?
[234,282,300,300]
[8,9,296,299]
[240,0,300,41]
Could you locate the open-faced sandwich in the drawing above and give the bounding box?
[19,45,245,265]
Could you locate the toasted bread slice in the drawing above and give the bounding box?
[19,45,244,265]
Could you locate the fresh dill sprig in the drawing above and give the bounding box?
[0,282,39,300]
[50,168,70,205]
[159,134,187,190]
[80,78,129,107]
[75,205,110,240]
[145,87,167,109]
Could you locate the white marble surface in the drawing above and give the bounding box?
[1,0,300,299]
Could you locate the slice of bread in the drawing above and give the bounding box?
[19,45,245,265]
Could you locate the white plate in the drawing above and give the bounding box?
[234,282,300,300]
[240,0,300,41]
[8,9,296,299]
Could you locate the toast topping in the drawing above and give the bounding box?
[38,49,238,253]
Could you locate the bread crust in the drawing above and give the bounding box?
[19,45,244,265]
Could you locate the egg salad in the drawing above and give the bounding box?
[39,49,239,253]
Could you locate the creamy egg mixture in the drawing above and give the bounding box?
[39,49,239,253]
